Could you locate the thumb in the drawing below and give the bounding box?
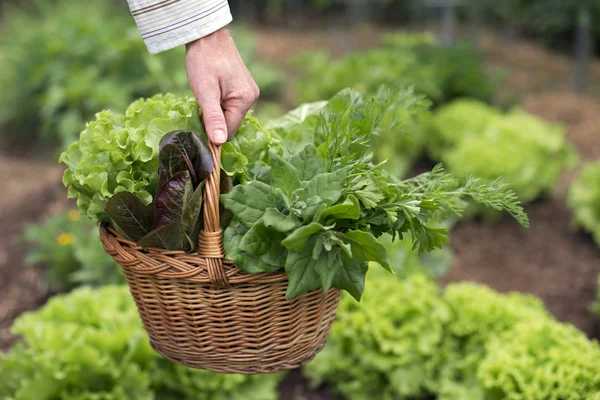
[198,95,228,145]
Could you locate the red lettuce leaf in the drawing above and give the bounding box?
[220,172,234,230]
[105,192,154,242]
[158,130,214,188]
[137,223,184,250]
[158,144,189,189]
[154,171,193,228]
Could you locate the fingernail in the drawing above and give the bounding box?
[213,129,227,144]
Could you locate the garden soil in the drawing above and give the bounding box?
[0,156,67,350]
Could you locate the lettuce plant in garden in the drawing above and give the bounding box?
[428,99,577,205]
[426,100,500,160]
[61,89,528,301]
[0,286,282,400]
[441,284,600,400]
[568,161,600,246]
[476,319,600,400]
[305,273,450,399]
[305,270,600,400]
[23,209,122,291]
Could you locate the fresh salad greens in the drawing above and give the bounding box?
[61,89,528,301]
[305,273,449,399]
[60,95,202,223]
[568,161,600,247]
[442,284,600,400]
[225,89,527,300]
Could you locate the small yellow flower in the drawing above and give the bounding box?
[57,233,75,246]
[67,210,81,222]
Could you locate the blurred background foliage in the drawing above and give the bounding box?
[0,0,282,151]
[23,209,123,292]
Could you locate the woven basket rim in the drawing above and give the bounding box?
[99,224,288,285]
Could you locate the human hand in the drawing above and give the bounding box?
[186,28,260,144]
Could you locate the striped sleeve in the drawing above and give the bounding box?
[127,0,232,54]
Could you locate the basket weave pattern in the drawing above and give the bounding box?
[99,142,341,374]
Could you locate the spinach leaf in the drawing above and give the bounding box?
[261,208,299,233]
[315,246,343,292]
[288,144,322,181]
[321,194,361,221]
[270,151,302,198]
[285,237,322,300]
[331,253,368,301]
[296,166,350,205]
[282,222,331,251]
[343,230,392,271]
[224,221,281,273]
[239,222,286,267]
[221,181,288,229]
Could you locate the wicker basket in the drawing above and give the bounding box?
[99,142,341,374]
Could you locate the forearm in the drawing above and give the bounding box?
[127,0,232,54]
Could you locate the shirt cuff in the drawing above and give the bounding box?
[133,1,233,55]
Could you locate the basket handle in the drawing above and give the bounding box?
[198,141,230,287]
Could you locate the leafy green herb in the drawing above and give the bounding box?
[222,89,529,300]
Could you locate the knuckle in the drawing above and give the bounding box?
[242,86,259,105]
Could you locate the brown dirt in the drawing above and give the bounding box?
[479,32,600,100]
[0,155,67,350]
[279,370,342,400]
[254,24,386,63]
[521,93,600,162]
